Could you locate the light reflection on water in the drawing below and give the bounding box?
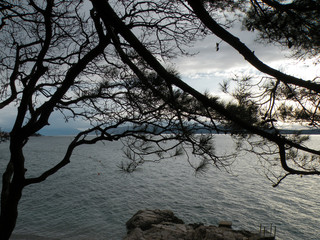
[0,135,319,240]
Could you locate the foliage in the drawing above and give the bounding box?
[243,0,320,59]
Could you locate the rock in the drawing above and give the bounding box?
[126,209,184,232]
[219,221,232,228]
[124,209,265,240]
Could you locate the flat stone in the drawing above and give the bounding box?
[219,221,232,228]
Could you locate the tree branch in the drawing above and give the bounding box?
[186,0,320,93]
[92,0,320,159]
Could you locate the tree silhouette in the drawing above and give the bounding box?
[0,0,319,238]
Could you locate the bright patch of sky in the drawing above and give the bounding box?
[173,28,319,97]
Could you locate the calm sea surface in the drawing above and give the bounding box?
[0,135,319,240]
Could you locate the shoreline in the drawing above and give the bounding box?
[123,209,276,240]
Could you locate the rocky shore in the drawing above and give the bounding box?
[123,209,275,240]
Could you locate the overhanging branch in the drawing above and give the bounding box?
[186,0,320,93]
[92,0,320,159]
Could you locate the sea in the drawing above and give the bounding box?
[0,135,319,240]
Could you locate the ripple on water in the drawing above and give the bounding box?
[0,135,319,240]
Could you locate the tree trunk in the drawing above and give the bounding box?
[0,137,26,240]
[0,179,24,240]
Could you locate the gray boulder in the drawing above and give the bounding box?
[124,209,265,240]
[126,209,184,232]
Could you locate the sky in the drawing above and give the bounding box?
[173,24,319,95]
[1,7,319,135]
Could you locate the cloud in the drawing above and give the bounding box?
[174,28,288,75]
[173,22,319,96]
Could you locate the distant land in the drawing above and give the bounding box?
[39,127,82,136]
[38,126,320,136]
[279,129,320,135]
[2,125,320,137]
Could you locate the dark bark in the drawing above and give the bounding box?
[0,2,110,236]
[0,135,26,240]
[0,178,24,240]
